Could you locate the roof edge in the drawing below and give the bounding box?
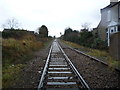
[101,1,120,11]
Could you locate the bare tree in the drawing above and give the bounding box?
[2,18,20,29]
[81,22,91,31]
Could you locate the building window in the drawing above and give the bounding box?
[111,29,113,32]
[110,27,116,33]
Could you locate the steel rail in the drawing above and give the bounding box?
[38,44,53,90]
[66,46,120,72]
[58,40,120,72]
[70,47,108,65]
[57,41,91,90]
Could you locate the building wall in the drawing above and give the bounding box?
[97,3,119,41]
[97,28,107,40]
[97,8,110,40]
[100,8,110,28]
[109,32,120,60]
[111,4,118,22]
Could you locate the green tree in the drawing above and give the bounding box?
[62,25,107,50]
[63,28,79,43]
[63,27,73,41]
[79,31,94,47]
[38,25,48,38]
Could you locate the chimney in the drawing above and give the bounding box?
[110,0,118,4]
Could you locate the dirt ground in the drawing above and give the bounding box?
[12,41,52,88]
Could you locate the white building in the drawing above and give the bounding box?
[107,0,120,46]
[107,21,119,46]
[94,0,120,46]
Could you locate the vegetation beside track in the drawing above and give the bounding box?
[2,37,52,88]
[2,27,53,88]
[61,40,120,69]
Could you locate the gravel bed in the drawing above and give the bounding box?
[12,41,52,88]
[60,41,120,88]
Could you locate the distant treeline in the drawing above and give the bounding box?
[2,29,35,39]
[2,25,52,40]
[61,28,107,50]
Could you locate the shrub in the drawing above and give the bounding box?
[2,29,35,40]
[91,38,107,50]
[2,38,43,66]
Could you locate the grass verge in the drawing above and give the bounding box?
[2,64,25,88]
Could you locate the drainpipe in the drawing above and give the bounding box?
[108,28,110,46]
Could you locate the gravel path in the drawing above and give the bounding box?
[13,41,52,88]
[59,41,120,88]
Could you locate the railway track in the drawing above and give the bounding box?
[60,42,120,72]
[58,40,120,88]
[38,39,90,90]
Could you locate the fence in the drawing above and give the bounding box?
[109,32,120,60]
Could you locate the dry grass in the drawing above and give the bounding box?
[2,37,43,66]
[2,35,51,88]
[62,40,81,48]
[87,49,108,60]
[2,64,25,88]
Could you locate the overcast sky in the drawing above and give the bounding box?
[0,0,114,37]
